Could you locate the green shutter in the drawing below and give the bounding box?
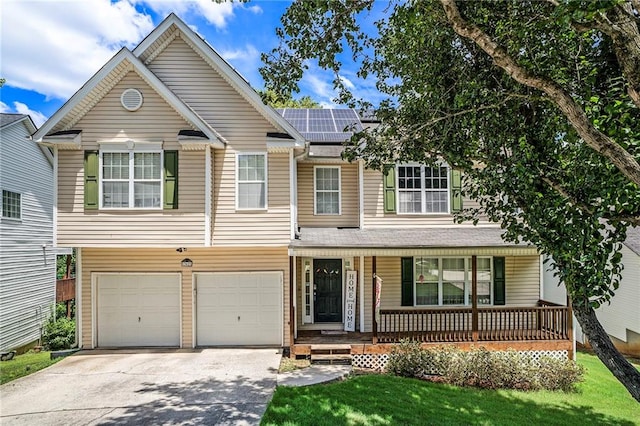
[84,150,99,210]
[401,257,414,306]
[383,165,396,213]
[164,150,178,210]
[450,169,462,213]
[493,256,506,305]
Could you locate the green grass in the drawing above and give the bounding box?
[0,351,62,385]
[262,352,640,425]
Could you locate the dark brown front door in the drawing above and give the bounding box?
[314,259,342,323]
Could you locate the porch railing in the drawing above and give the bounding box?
[377,302,570,344]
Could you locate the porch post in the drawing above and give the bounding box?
[372,256,378,344]
[289,256,295,357]
[567,295,575,360]
[472,255,478,341]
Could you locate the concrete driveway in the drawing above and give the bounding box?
[0,348,282,425]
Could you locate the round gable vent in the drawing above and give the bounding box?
[121,88,143,111]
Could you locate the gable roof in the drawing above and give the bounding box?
[32,48,225,148]
[1,113,53,164]
[133,13,304,147]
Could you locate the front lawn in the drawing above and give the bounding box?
[0,351,62,385]
[262,352,640,425]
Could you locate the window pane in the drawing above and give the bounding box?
[238,182,265,209]
[317,192,339,214]
[476,282,491,305]
[103,153,129,180]
[134,153,161,179]
[2,190,21,219]
[398,191,421,213]
[443,281,465,304]
[416,258,438,281]
[424,191,448,213]
[416,282,438,305]
[134,182,161,208]
[103,182,129,208]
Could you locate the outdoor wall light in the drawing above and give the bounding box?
[181,258,193,267]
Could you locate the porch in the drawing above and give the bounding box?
[291,301,573,359]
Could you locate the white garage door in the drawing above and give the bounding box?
[196,272,282,346]
[97,273,181,347]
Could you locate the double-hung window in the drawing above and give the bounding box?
[2,190,21,219]
[237,153,267,209]
[414,257,492,306]
[397,165,449,214]
[314,166,340,215]
[101,150,162,209]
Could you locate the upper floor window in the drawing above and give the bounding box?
[237,153,267,210]
[2,190,21,219]
[314,166,341,215]
[397,165,449,214]
[101,151,162,209]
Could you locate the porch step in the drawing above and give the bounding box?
[310,344,352,365]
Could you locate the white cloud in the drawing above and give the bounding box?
[1,101,48,127]
[137,0,236,29]
[339,75,356,90]
[246,5,263,15]
[219,44,262,86]
[1,0,155,100]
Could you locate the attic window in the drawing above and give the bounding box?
[121,88,143,111]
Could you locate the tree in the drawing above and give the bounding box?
[261,0,640,400]
[257,88,321,108]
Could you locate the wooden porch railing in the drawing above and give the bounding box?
[56,278,76,303]
[377,302,570,344]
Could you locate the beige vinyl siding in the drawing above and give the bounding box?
[297,162,359,228]
[57,149,206,247]
[363,168,489,228]
[81,247,290,348]
[147,35,292,245]
[359,255,540,332]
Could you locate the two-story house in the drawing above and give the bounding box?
[33,14,572,366]
[1,114,56,353]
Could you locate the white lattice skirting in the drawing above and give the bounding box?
[352,350,568,371]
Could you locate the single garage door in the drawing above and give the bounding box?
[195,271,282,346]
[97,273,181,347]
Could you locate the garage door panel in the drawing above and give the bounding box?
[196,272,282,346]
[97,274,180,347]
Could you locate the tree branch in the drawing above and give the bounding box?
[440,0,640,189]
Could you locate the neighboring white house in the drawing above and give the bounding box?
[0,114,55,352]
[542,226,640,356]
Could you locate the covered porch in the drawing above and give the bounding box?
[288,227,574,361]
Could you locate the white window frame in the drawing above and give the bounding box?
[414,256,493,307]
[235,152,268,211]
[397,164,450,215]
[1,190,22,220]
[99,143,163,210]
[313,165,341,215]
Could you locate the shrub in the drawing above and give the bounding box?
[42,305,75,351]
[385,342,584,392]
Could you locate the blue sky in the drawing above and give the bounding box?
[0,0,383,127]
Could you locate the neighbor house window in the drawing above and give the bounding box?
[397,165,449,214]
[101,151,162,209]
[2,190,21,219]
[237,153,267,209]
[414,257,492,306]
[314,166,340,215]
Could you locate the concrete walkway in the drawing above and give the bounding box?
[277,365,352,387]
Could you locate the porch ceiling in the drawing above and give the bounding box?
[290,227,538,256]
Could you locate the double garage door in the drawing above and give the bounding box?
[96,272,282,347]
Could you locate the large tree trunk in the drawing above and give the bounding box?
[572,298,640,402]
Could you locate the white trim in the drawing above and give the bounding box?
[292,255,297,339]
[289,150,295,240]
[92,272,183,348]
[98,140,163,151]
[291,247,538,257]
[358,160,364,229]
[76,248,82,348]
[235,152,268,211]
[32,48,225,148]
[359,255,365,332]
[132,14,304,147]
[192,273,197,349]
[205,147,212,247]
[313,165,341,215]
[267,140,298,152]
[53,147,58,247]
[39,132,82,150]
[302,257,313,324]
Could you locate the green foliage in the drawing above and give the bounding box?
[56,251,75,279]
[0,78,5,88]
[0,351,62,385]
[257,89,321,108]
[42,304,75,351]
[387,341,584,392]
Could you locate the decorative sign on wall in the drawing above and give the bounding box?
[344,270,357,332]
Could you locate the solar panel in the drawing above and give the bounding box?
[277,108,363,143]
